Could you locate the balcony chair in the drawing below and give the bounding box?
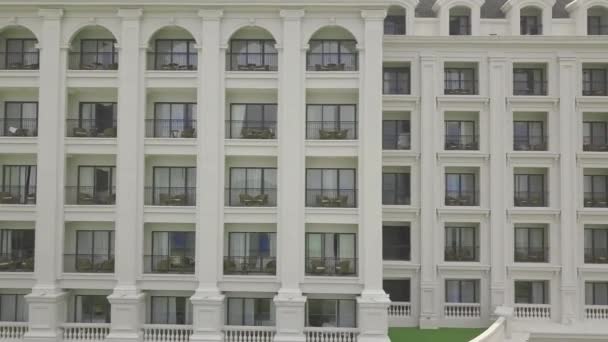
[319,129,348,140]
[241,127,274,139]
[102,127,117,137]
[0,258,16,270]
[0,192,18,204]
[76,257,94,272]
[317,195,348,207]
[96,258,114,272]
[224,258,237,273]
[239,193,269,206]
[78,192,95,205]
[159,193,187,206]
[25,192,36,204]
[180,128,195,138]
[72,127,90,137]
[336,260,353,275]
[309,259,327,274]
[154,258,171,272]
[264,259,276,274]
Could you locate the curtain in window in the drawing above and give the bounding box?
[231,105,246,137]
[461,280,477,303]
[338,234,355,259]
[446,280,460,303]
[306,234,323,258]
[531,282,546,304]
[0,295,16,321]
[338,300,355,327]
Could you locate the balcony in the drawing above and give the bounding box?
[226,52,278,72]
[0,51,39,70]
[443,303,481,318]
[585,305,608,319]
[0,322,28,340]
[513,80,547,96]
[584,136,608,151]
[514,304,551,320]
[444,190,477,206]
[147,52,197,71]
[384,15,405,35]
[65,187,116,205]
[388,302,412,318]
[226,120,276,139]
[225,188,277,207]
[444,246,478,262]
[223,256,276,275]
[585,192,608,207]
[66,119,117,138]
[0,118,37,137]
[585,248,608,263]
[62,323,110,341]
[305,257,357,276]
[306,121,357,140]
[514,136,547,151]
[144,187,196,206]
[144,255,195,274]
[142,324,193,342]
[444,80,477,95]
[0,185,36,204]
[145,119,196,138]
[514,247,548,262]
[306,53,358,72]
[68,52,118,70]
[303,328,358,342]
[383,245,410,261]
[0,253,34,272]
[63,254,114,273]
[583,81,607,96]
[306,189,357,208]
[445,135,478,150]
[514,191,547,207]
[224,326,276,342]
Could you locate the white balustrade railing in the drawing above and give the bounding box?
[62,323,111,341]
[0,321,28,341]
[585,305,608,319]
[514,304,551,319]
[304,327,358,342]
[469,317,506,342]
[388,302,411,317]
[443,302,481,318]
[142,324,193,342]
[223,326,275,342]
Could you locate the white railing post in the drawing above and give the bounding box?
[585,305,608,320]
[0,322,28,341]
[303,327,359,342]
[387,302,411,318]
[142,324,193,342]
[223,325,276,342]
[61,323,111,342]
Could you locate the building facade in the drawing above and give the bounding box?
[0,0,606,341]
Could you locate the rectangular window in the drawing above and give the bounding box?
[76,166,116,204]
[382,226,410,261]
[515,281,548,304]
[583,121,608,150]
[0,229,34,257]
[583,68,608,96]
[79,39,117,69]
[514,174,545,206]
[445,173,476,206]
[150,296,191,324]
[0,294,27,322]
[74,295,110,323]
[5,39,38,69]
[588,16,603,35]
[227,168,277,206]
[444,68,476,94]
[306,168,357,207]
[306,233,356,276]
[445,227,477,261]
[584,175,608,207]
[383,68,410,94]
[151,167,196,206]
[227,39,278,71]
[78,103,117,136]
[514,227,547,262]
[384,16,406,35]
[382,120,410,150]
[513,121,545,150]
[226,232,277,274]
[445,120,477,150]
[445,280,479,303]
[585,228,608,263]
[513,68,546,95]
[306,104,357,140]
[383,279,411,302]
[449,16,470,35]
[3,102,37,136]
[382,173,410,205]
[153,103,196,138]
[154,39,197,70]
[228,104,277,139]
[226,298,274,326]
[520,16,541,35]
[586,282,608,305]
[307,299,356,327]
[1,165,36,204]
[307,40,358,71]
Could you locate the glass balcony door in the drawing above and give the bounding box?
[73,230,114,272]
[515,281,548,304]
[77,166,116,204]
[382,173,410,205]
[383,68,410,94]
[383,279,410,302]
[150,231,195,273]
[306,299,356,328]
[226,232,276,274]
[74,295,110,323]
[585,228,608,263]
[514,227,546,262]
[307,40,357,71]
[77,103,117,137]
[153,103,196,138]
[5,39,38,69]
[444,68,476,94]
[449,16,470,35]
[382,120,410,150]
[445,280,479,303]
[513,69,546,95]
[514,121,544,150]
[0,294,27,321]
[445,227,477,261]
[154,39,197,70]
[0,229,34,259]
[585,175,608,207]
[227,298,274,326]
[306,168,356,207]
[3,102,37,136]
[584,121,608,150]
[445,173,476,205]
[150,296,191,324]
[228,104,277,139]
[2,165,36,204]
[445,120,476,149]
[514,174,545,206]
[306,233,356,276]
[79,39,117,69]
[586,282,608,305]
[583,69,608,95]
[152,167,196,206]
[520,16,541,35]
[382,226,410,261]
[228,168,276,206]
[227,39,277,71]
[306,104,357,140]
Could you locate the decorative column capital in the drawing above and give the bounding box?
[198,9,223,20]
[280,9,305,20]
[117,8,143,19]
[361,9,387,21]
[38,8,63,20]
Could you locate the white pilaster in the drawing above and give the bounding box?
[274,8,307,342]
[191,9,225,342]
[25,8,67,341]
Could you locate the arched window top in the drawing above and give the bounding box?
[226,26,278,72]
[67,25,118,70]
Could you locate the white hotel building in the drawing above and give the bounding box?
[0,0,606,341]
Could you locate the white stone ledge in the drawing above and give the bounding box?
[305,72,359,89]
[0,273,36,289]
[145,71,198,88]
[66,71,119,88]
[0,137,37,154]
[507,151,560,166]
[437,152,490,163]
[0,70,39,88]
[224,206,277,223]
[144,138,197,155]
[65,138,117,155]
[301,277,362,294]
[64,205,115,222]
[382,150,420,166]
[382,262,420,277]
[507,96,559,110]
[138,274,198,291]
[576,152,608,167]
[436,95,489,110]
[305,207,358,224]
[143,206,196,223]
[219,276,280,293]
[382,95,420,111]
[225,139,278,156]
[382,206,420,221]
[437,263,491,273]
[225,71,278,89]
[0,205,36,221]
[575,96,608,111]
[506,264,562,275]
[305,140,359,157]
[59,273,116,290]
[436,207,490,219]
[507,208,561,222]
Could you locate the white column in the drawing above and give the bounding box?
[357,10,390,342]
[488,54,508,313]
[418,53,439,329]
[107,8,146,342]
[24,9,67,342]
[274,9,307,342]
[190,10,225,342]
[558,54,578,324]
[471,6,481,35]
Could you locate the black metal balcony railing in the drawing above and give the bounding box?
[305,257,357,276]
[0,185,37,204]
[514,247,548,262]
[514,191,547,207]
[382,189,410,205]
[445,190,477,206]
[583,136,608,151]
[384,18,406,35]
[444,246,478,262]
[0,52,39,70]
[147,52,198,71]
[513,80,548,96]
[520,25,543,35]
[226,53,278,71]
[306,121,357,140]
[225,188,277,207]
[66,119,117,138]
[306,189,357,208]
[144,187,196,206]
[145,119,196,138]
[306,53,358,71]
[585,248,608,263]
[65,186,116,205]
[383,244,411,261]
[583,81,608,96]
[588,25,608,35]
[444,80,477,95]
[68,52,118,70]
[225,120,277,139]
[63,254,115,273]
[0,253,34,272]
[445,135,479,150]
[584,192,608,207]
[223,256,276,275]
[383,132,411,150]
[383,80,411,95]
[144,255,195,274]
[514,136,547,151]
[0,118,38,137]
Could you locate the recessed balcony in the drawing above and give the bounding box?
[0,164,37,205]
[0,229,34,272]
[68,26,118,71]
[0,27,39,70]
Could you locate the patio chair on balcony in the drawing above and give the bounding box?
[336,260,353,275]
[0,259,16,270]
[96,258,114,272]
[180,128,195,138]
[76,258,94,272]
[159,193,187,206]
[319,129,348,140]
[264,259,276,274]
[78,192,95,204]
[0,192,17,204]
[238,193,268,206]
[102,127,117,137]
[241,127,274,139]
[317,195,348,207]
[224,258,237,273]
[309,259,327,274]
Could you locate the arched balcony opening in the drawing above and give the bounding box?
[306,26,358,72]
[68,26,118,70]
[385,6,406,35]
[588,6,608,35]
[226,26,277,71]
[520,6,543,35]
[449,6,472,35]
[0,26,38,70]
[147,26,197,71]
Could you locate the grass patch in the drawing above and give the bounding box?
[389,327,485,342]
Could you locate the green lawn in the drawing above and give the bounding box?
[389,327,485,342]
